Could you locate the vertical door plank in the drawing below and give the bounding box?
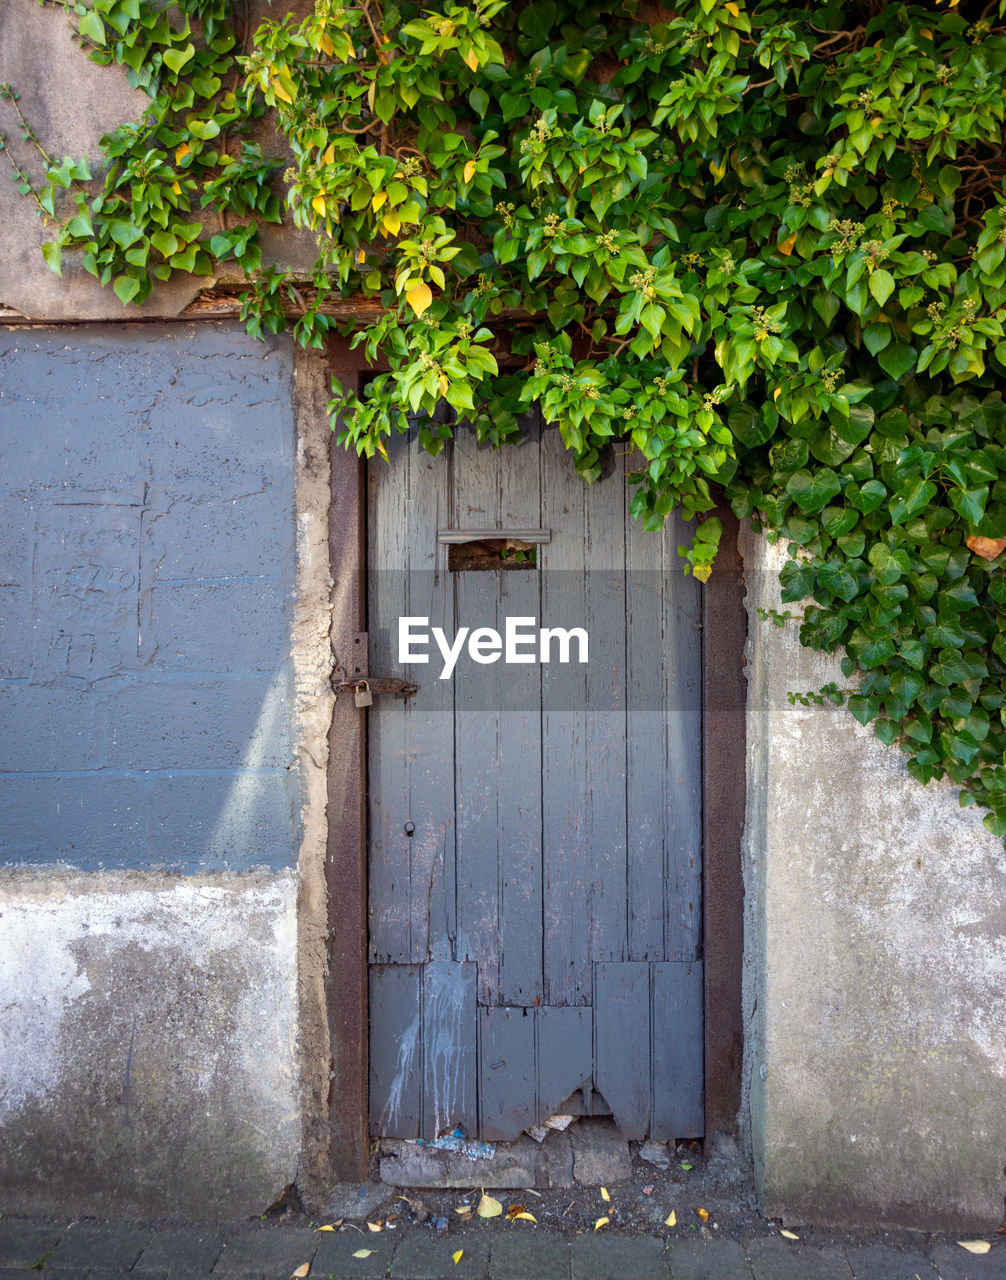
[594,962,650,1138]
[536,1006,593,1122]
[663,508,703,961]
[367,434,413,963]
[624,501,667,961]
[497,419,544,1007]
[540,424,589,1005]
[582,450,628,965]
[652,960,704,1138]
[479,1006,536,1141]
[369,965,422,1138]
[404,435,456,963]
[453,427,504,1004]
[422,960,477,1139]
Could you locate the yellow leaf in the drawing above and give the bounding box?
[320,32,334,55]
[477,1192,503,1219]
[291,1265,309,1278]
[455,1205,472,1216]
[697,1208,709,1222]
[351,1249,375,1259]
[772,386,781,402]
[505,1204,527,1219]
[382,209,401,237]
[710,158,726,182]
[438,373,449,396]
[464,160,476,184]
[958,1241,991,1254]
[594,1217,609,1231]
[665,1210,676,1227]
[778,233,797,256]
[315,1221,341,1231]
[270,76,294,104]
[171,181,182,194]
[366,1221,383,1232]
[372,191,387,212]
[600,1187,610,1202]
[175,143,191,164]
[312,195,327,217]
[512,1212,537,1222]
[463,46,479,71]
[780,1229,799,1240]
[367,80,376,112]
[920,27,933,37]
[322,144,335,165]
[356,248,366,265]
[725,1,740,12]
[452,1249,464,1264]
[406,281,434,318]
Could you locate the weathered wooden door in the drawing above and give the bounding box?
[366,415,703,1142]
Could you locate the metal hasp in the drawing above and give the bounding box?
[333,675,418,699]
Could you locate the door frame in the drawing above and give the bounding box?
[324,339,746,1179]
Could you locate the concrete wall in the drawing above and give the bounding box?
[742,530,1006,1231]
[0,324,334,1218]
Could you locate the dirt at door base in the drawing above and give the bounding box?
[378,1118,643,1190]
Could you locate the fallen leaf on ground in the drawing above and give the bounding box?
[600,1186,610,1202]
[697,1208,709,1222]
[958,1241,991,1254]
[351,1249,375,1259]
[680,1163,693,1171]
[665,1210,677,1227]
[642,1186,653,1196]
[477,1192,503,1219]
[455,1205,472,1216]
[366,1221,383,1232]
[315,1221,341,1231]
[511,1212,537,1223]
[452,1249,464,1264]
[780,1229,800,1240]
[291,1265,309,1278]
[594,1216,610,1231]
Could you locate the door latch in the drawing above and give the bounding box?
[332,675,418,702]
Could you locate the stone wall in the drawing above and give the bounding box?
[0,323,333,1218]
[742,530,1006,1231]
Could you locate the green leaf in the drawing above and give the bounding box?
[162,42,196,74]
[78,9,106,43]
[41,241,62,277]
[786,468,842,513]
[113,274,141,305]
[877,342,916,380]
[869,269,895,307]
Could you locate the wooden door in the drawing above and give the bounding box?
[366,415,703,1142]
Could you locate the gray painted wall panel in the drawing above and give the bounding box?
[0,324,298,872]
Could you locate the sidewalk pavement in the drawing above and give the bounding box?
[0,1217,1004,1280]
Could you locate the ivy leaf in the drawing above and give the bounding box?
[877,343,916,380]
[868,269,895,307]
[787,468,842,513]
[406,282,433,317]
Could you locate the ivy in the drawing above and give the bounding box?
[9,0,1006,841]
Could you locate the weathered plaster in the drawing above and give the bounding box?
[0,869,300,1219]
[289,346,338,1209]
[0,0,320,321]
[741,527,1006,1230]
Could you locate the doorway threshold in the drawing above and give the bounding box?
[377,1118,633,1190]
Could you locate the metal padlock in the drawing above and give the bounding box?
[354,680,373,708]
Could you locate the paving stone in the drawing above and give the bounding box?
[137,1228,226,1274]
[491,1231,570,1280]
[0,1220,63,1269]
[570,1120,632,1186]
[43,1226,153,1272]
[535,1131,575,1189]
[666,1238,752,1279]
[211,1229,318,1277]
[310,1233,395,1278]
[746,1237,852,1280]
[929,1243,1006,1279]
[391,1233,490,1278]
[844,1243,937,1279]
[322,1182,397,1222]
[571,1235,668,1280]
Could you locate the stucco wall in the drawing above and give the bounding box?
[742,529,1006,1231]
[0,324,334,1217]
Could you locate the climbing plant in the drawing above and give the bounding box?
[9,0,1006,838]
